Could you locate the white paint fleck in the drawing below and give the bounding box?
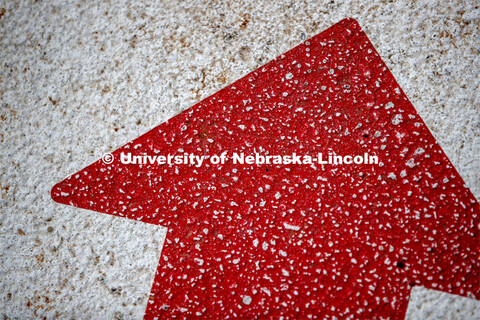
[392,114,403,125]
[242,295,252,305]
[283,222,300,231]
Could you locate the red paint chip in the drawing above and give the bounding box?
[52,18,480,319]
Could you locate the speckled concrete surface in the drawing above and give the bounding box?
[0,0,479,319]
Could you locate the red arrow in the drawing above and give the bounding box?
[52,18,480,319]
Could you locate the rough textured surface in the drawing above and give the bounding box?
[406,287,480,320]
[1,0,479,319]
[51,18,480,319]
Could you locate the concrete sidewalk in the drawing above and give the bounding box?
[1,0,479,318]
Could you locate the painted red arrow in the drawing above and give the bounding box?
[52,18,480,319]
